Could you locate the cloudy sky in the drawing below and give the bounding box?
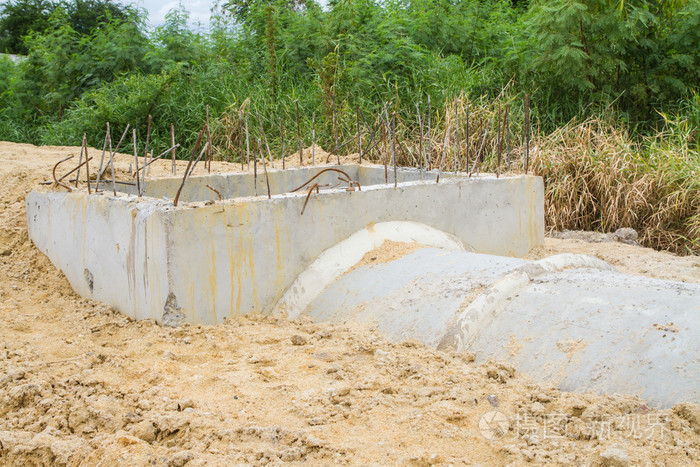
[134,0,214,29]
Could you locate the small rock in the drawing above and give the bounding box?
[169,450,194,467]
[612,228,638,245]
[486,361,516,383]
[599,445,630,467]
[305,435,323,447]
[291,335,307,346]
[486,394,498,407]
[178,399,195,411]
[131,420,157,443]
[280,447,304,461]
[136,399,152,411]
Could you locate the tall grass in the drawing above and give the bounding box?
[531,114,699,255]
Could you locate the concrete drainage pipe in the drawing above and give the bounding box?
[275,241,699,408]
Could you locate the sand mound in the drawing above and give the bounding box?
[0,141,698,465]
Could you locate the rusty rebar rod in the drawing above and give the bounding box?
[133,129,141,196]
[436,126,451,183]
[206,105,212,173]
[454,97,460,172]
[465,101,470,174]
[332,89,339,164]
[52,156,74,191]
[206,184,222,201]
[300,183,321,215]
[470,126,489,177]
[171,123,177,175]
[391,112,397,188]
[57,156,93,184]
[253,138,258,196]
[524,93,530,174]
[427,95,431,169]
[144,114,152,184]
[296,101,302,166]
[101,123,130,195]
[188,140,210,177]
[245,110,250,170]
[289,168,359,194]
[312,111,316,165]
[417,103,424,179]
[258,114,274,169]
[505,102,511,172]
[383,105,389,184]
[94,129,109,192]
[258,138,271,199]
[173,128,205,207]
[356,105,362,164]
[133,144,181,176]
[107,124,118,196]
[75,133,85,187]
[280,117,285,170]
[496,102,502,178]
[83,136,91,194]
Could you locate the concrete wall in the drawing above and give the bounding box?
[25,192,170,322]
[26,172,543,326]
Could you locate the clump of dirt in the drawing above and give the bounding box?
[345,240,427,276]
[1,141,699,465]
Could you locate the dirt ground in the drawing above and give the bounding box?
[0,141,698,466]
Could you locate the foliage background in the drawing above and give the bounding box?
[0,0,698,252]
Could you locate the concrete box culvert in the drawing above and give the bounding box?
[25,164,698,407]
[26,165,544,326]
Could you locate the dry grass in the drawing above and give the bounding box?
[531,116,699,255]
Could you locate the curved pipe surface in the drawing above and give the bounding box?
[289,247,699,408]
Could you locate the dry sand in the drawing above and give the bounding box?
[1,141,699,466]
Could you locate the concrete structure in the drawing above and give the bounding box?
[290,246,700,408]
[26,163,698,407]
[26,165,544,326]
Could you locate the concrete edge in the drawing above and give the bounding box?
[272,221,473,320]
[437,254,616,352]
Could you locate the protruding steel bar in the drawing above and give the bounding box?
[83,135,91,194]
[173,128,205,207]
[52,156,74,191]
[289,168,360,194]
[75,133,85,187]
[133,144,181,177]
[524,93,530,174]
[94,128,109,192]
[258,137,271,199]
[296,101,302,166]
[280,117,285,170]
[206,184,222,201]
[171,123,177,175]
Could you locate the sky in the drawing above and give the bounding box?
[134,0,214,30]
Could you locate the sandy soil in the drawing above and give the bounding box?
[1,141,699,466]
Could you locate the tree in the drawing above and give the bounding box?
[0,0,135,54]
[0,0,56,54]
